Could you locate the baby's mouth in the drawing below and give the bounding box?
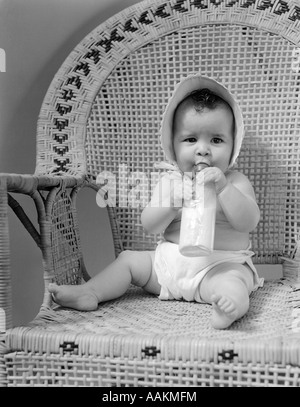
[194,161,210,168]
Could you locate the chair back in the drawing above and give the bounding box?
[36,0,300,264]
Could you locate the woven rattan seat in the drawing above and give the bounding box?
[1,0,300,387]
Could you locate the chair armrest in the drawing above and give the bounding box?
[0,172,89,328]
[1,172,84,194]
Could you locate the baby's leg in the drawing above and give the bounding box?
[49,250,159,311]
[199,262,254,329]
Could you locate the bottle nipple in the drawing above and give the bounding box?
[193,163,209,174]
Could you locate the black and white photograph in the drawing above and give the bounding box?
[0,0,300,390]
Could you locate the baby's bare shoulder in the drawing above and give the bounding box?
[226,170,250,183]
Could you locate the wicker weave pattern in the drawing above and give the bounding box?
[10,281,300,354]
[4,354,300,387]
[50,188,83,285]
[35,0,300,260]
[86,23,299,262]
[0,178,12,330]
[36,0,300,177]
[3,261,300,386]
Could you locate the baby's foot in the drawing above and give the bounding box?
[48,283,99,311]
[210,293,239,329]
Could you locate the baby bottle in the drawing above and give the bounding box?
[179,163,216,256]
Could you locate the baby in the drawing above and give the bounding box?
[49,75,263,329]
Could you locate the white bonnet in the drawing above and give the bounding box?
[160,75,244,168]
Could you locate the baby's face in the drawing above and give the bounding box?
[173,100,234,174]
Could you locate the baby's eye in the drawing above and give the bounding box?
[212,137,223,144]
[184,137,197,143]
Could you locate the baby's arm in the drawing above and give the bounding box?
[199,168,259,233]
[141,172,190,234]
[217,171,260,232]
[141,174,178,234]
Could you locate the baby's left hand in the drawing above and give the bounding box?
[196,167,228,194]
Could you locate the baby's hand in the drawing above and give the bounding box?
[196,167,227,194]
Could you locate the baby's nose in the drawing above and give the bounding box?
[196,141,210,156]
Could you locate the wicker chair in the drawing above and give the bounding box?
[1,0,300,387]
